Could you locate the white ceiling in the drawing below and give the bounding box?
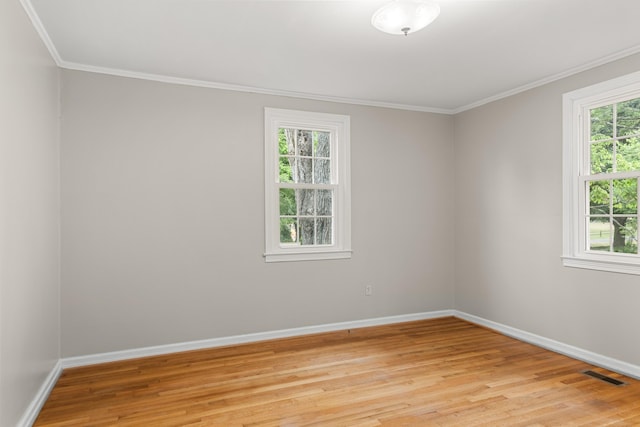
[26,0,640,113]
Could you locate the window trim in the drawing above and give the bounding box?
[264,108,351,263]
[562,70,640,275]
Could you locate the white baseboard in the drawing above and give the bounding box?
[61,309,640,380]
[454,310,640,380]
[24,309,640,426]
[17,360,63,427]
[61,310,455,368]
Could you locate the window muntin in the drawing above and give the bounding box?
[264,108,351,263]
[563,71,640,275]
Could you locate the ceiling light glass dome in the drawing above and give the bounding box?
[372,0,441,36]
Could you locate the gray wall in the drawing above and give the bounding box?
[60,70,455,357]
[8,16,640,421]
[0,1,60,425]
[454,53,640,366]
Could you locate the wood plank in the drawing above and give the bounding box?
[34,317,640,426]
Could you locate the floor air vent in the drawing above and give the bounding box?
[582,370,627,386]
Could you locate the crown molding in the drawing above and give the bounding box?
[19,0,454,115]
[453,44,640,114]
[54,44,640,117]
[19,0,640,116]
[19,0,63,65]
[57,60,455,114]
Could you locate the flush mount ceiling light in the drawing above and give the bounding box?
[371,0,440,36]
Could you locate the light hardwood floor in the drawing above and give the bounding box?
[35,317,640,426]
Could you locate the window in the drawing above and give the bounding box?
[264,108,351,262]
[563,71,640,275]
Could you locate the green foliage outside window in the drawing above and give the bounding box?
[589,98,640,253]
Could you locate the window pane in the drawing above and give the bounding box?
[616,138,640,172]
[590,140,613,174]
[314,159,331,184]
[589,218,611,251]
[281,128,296,155]
[279,129,293,155]
[612,179,637,215]
[314,131,330,158]
[279,156,293,183]
[296,158,313,183]
[279,188,296,216]
[590,105,613,141]
[317,190,333,216]
[589,180,610,215]
[617,98,640,138]
[613,217,638,253]
[299,218,315,245]
[298,130,313,156]
[316,218,332,245]
[280,217,298,244]
[297,189,315,216]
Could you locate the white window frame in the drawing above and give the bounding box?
[562,70,640,275]
[264,108,351,263]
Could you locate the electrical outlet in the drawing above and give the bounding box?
[365,285,373,296]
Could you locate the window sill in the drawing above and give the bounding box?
[264,249,352,263]
[562,255,640,276]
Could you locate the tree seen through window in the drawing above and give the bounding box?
[278,128,333,246]
[588,97,640,253]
